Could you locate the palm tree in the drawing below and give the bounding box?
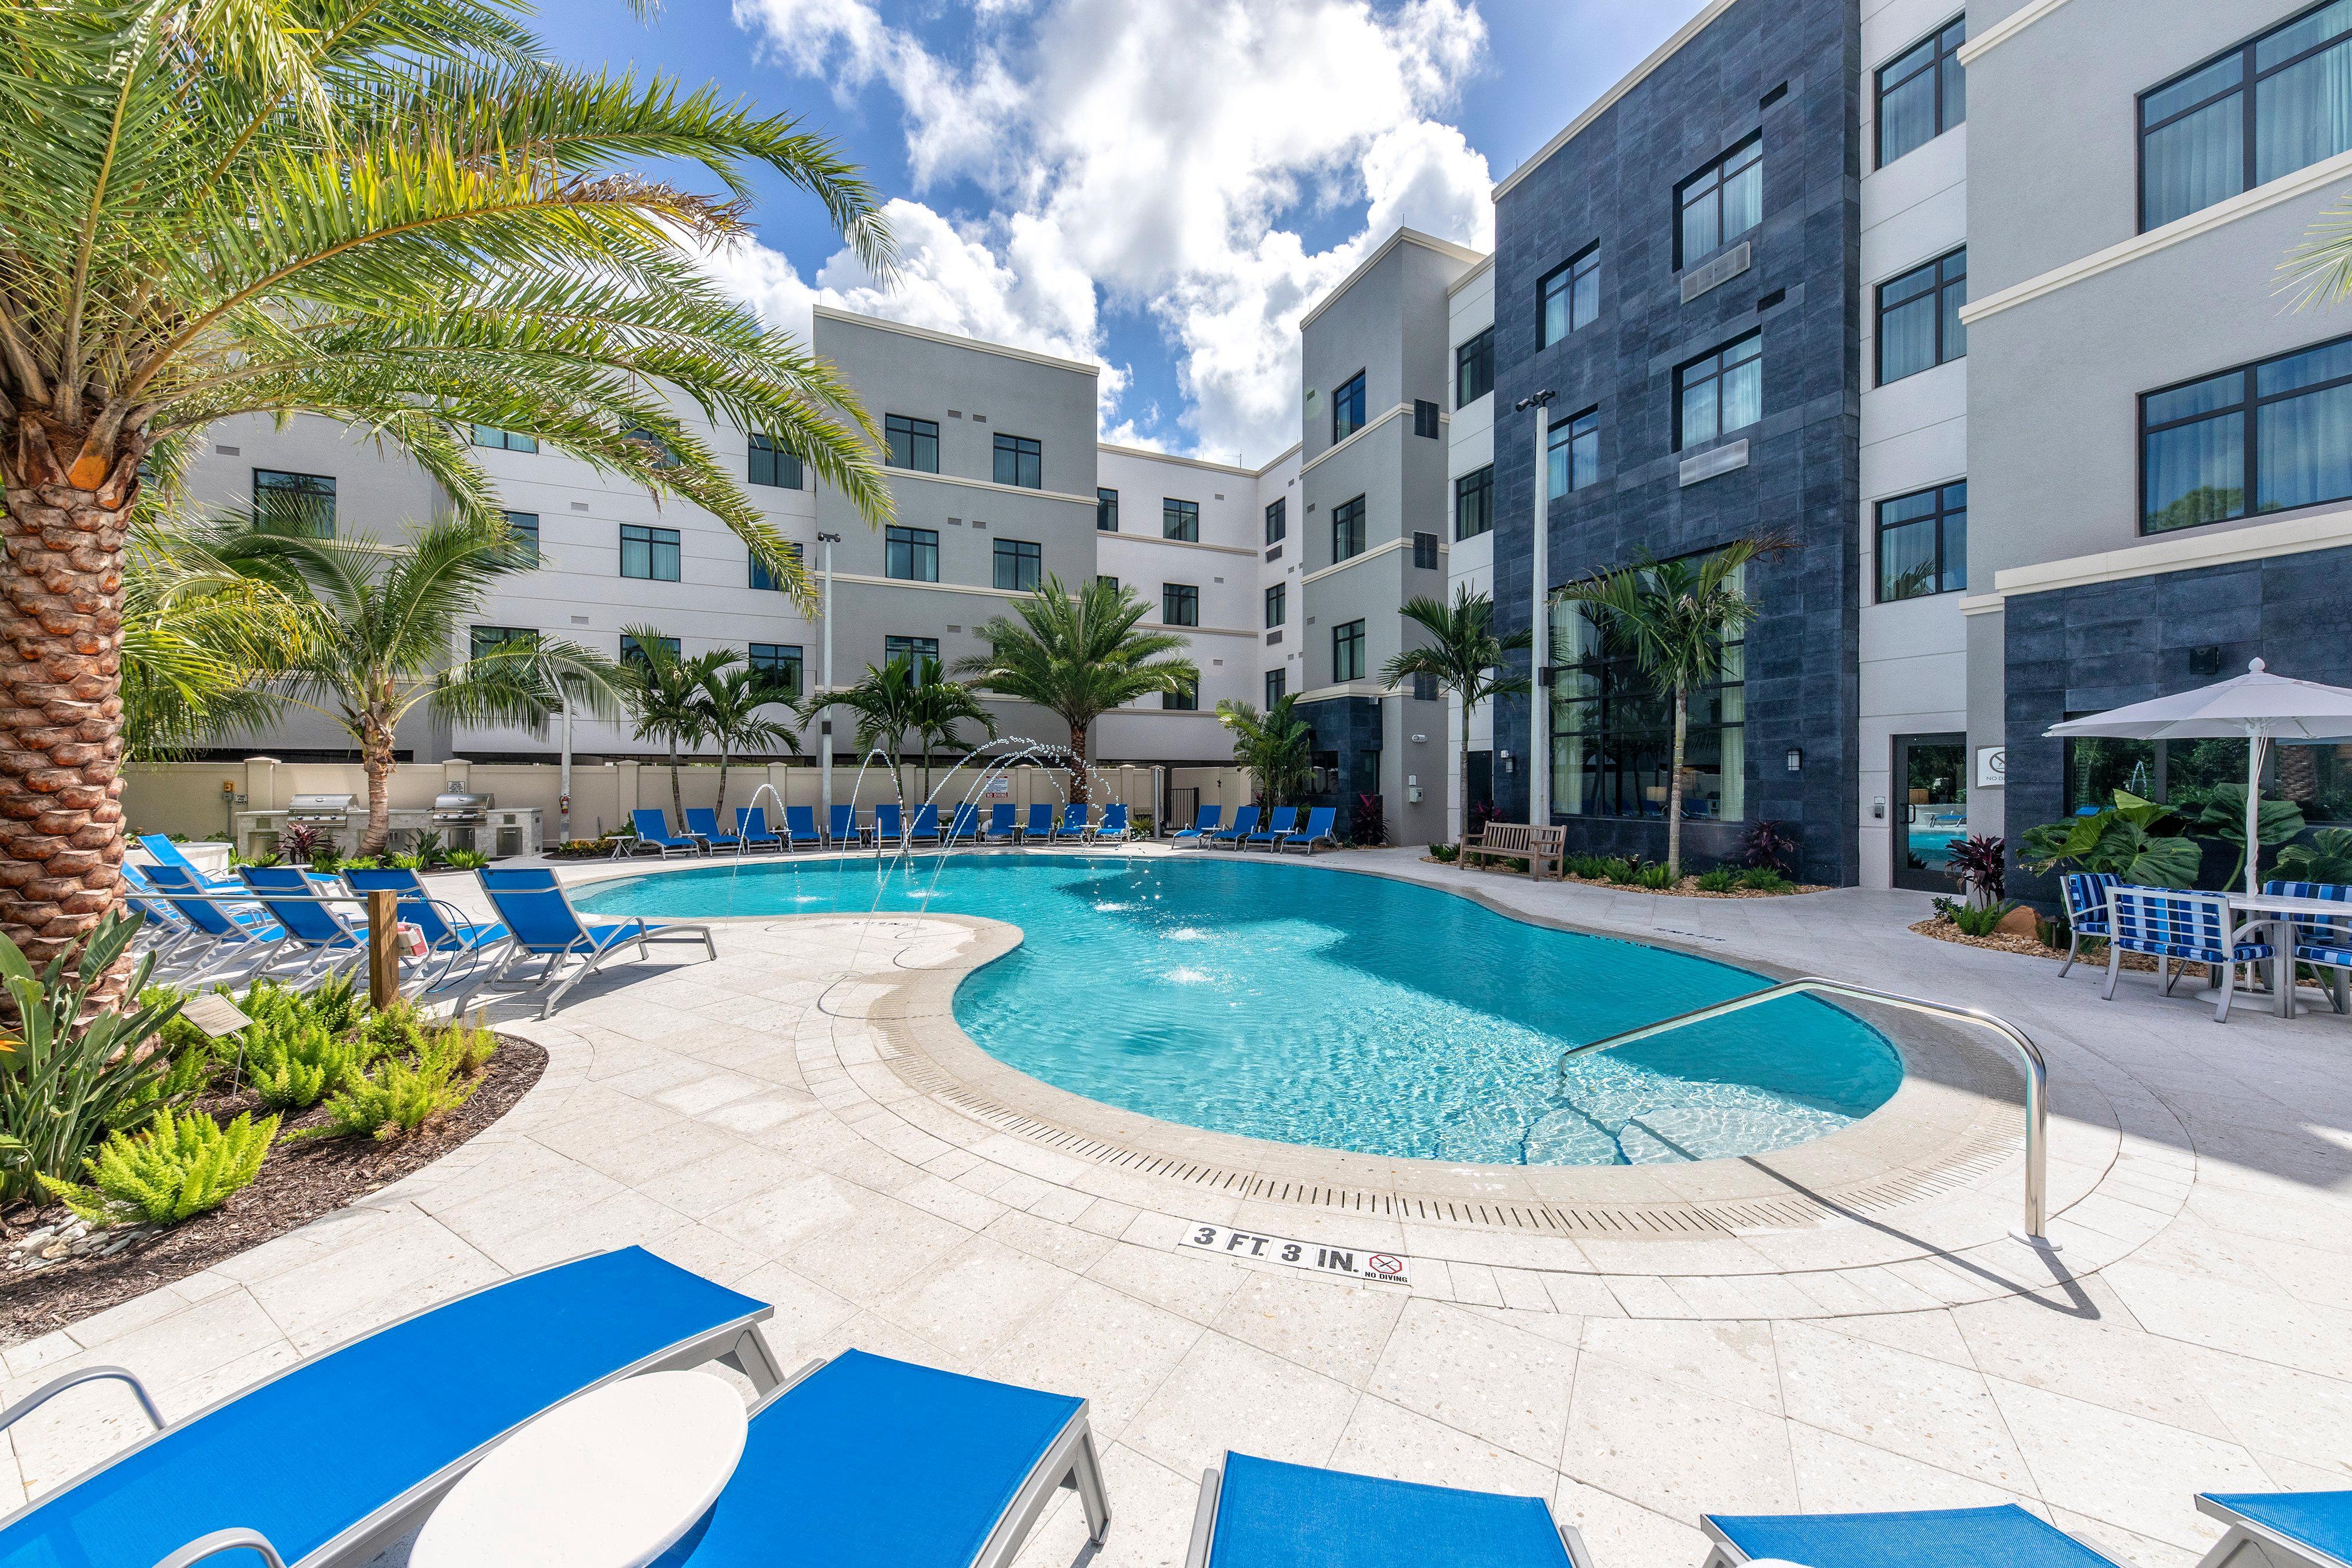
[621,627,729,828]
[1555,537,1784,876]
[956,576,1198,801]
[697,662,799,823]
[905,663,1000,798]
[820,658,928,801]
[122,520,313,760]
[1215,694,1312,807]
[1378,587,1532,847]
[0,0,896,966]
[219,514,629,855]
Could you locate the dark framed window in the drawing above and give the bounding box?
[2141,1,2352,232]
[1097,574,1118,592]
[1331,495,1366,562]
[470,424,538,453]
[1097,487,1119,532]
[1877,248,1967,385]
[884,414,939,472]
[1456,327,1495,406]
[749,541,802,591]
[1539,246,1600,347]
[1413,399,1441,439]
[884,525,938,581]
[1162,498,1200,541]
[1676,336,1763,450]
[1552,561,1746,822]
[2143,333,2352,533]
[884,634,938,669]
[619,523,680,581]
[1676,137,1763,268]
[1455,466,1494,539]
[1265,583,1287,628]
[1548,409,1600,497]
[1411,672,1439,703]
[252,469,336,536]
[993,538,1041,591]
[1264,497,1287,543]
[1876,17,1966,167]
[748,643,803,700]
[1332,619,1367,683]
[622,427,681,469]
[2067,730,2352,823]
[1266,670,1287,706]
[500,510,540,567]
[1412,531,1439,570]
[748,433,801,489]
[1876,482,1968,601]
[620,632,679,670]
[1162,583,1199,626]
[469,625,534,662]
[993,433,1041,489]
[1162,681,1199,711]
[1332,370,1367,442]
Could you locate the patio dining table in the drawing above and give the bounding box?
[2225,891,2352,1019]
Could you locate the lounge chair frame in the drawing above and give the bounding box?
[1185,1461,1592,1568]
[2193,1493,2352,1568]
[475,870,717,1018]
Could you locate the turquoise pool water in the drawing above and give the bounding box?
[577,854,1904,1166]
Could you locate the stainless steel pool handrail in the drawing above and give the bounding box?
[1555,977,2050,1244]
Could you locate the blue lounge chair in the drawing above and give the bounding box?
[908,803,941,845]
[138,833,243,894]
[1278,806,1339,855]
[947,803,981,843]
[1208,805,1259,848]
[122,861,205,963]
[2196,1489,2352,1567]
[0,1248,782,1568]
[1097,803,1130,841]
[1172,806,1221,847]
[238,866,369,982]
[341,868,510,995]
[1701,1505,2122,1567]
[476,867,716,1018]
[985,803,1020,842]
[2103,885,2277,1022]
[734,807,784,852]
[138,864,285,978]
[2260,880,2352,1014]
[2057,870,2121,978]
[1055,802,1090,840]
[783,805,824,851]
[668,1350,1108,1568]
[619,808,701,859]
[1244,806,1297,850]
[1023,803,1055,842]
[1186,1452,1585,1568]
[828,804,863,846]
[874,802,906,845]
[683,808,743,854]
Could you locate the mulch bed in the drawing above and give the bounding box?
[1907,917,2330,991]
[1422,855,1823,898]
[0,1039,546,1348]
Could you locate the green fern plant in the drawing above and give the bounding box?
[246,1013,362,1111]
[1696,867,1739,892]
[360,1001,430,1065]
[1601,857,1638,884]
[1740,867,1792,892]
[1634,862,1678,891]
[40,1110,278,1228]
[303,1021,495,1143]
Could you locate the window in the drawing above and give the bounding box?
[1332,370,1367,442]
[1877,17,1966,167]
[1331,495,1366,562]
[619,523,680,581]
[1412,531,1439,570]
[1455,466,1494,539]
[620,632,679,670]
[1413,399,1441,439]
[884,635,938,669]
[1162,681,1199,711]
[749,541,803,591]
[2067,731,2352,823]
[2143,333,2352,533]
[622,427,681,469]
[1676,137,1763,268]
[884,414,939,472]
[1332,619,1367,683]
[884,525,939,581]
[470,424,538,453]
[1456,327,1494,406]
[1412,672,1440,703]
[1539,246,1600,347]
[1097,574,1119,592]
[1265,584,1287,628]
[1676,336,1763,450]
[748,433,801,489]
[469,626,534,662]
[748,643,803,701]
[1162,498,1199,541]
[1877,247,1967,384]
[2141,2,2352,231]
[1265,497,1287,543]
[1162,583,1199,626]
[500,510,540,566]
[252,469,336,536]
[1097,487,1119,532]
[1548,408,1600,496]
[993,433,1041,489]
[1876,482,1968,601]
[1266,670,1287,706]
[993,538,1041,591]
[1552,561,1747,821]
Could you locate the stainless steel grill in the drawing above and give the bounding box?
[285,792,355,825]
[430,790,493,825]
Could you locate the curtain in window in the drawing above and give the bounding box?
[2144,413,2246,531]
[1879,65,1936,163]
[1722,156,1762,240]
[1719,349,1763,433]
[2260,380,2352,511]
[2144,98,2245,227]
[1881,293,1938,382]
[1879,517,1939,601]
[2258,38,2352,185]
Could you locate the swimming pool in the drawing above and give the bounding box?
[577,853,1904,1167]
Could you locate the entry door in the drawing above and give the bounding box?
[1893,733,1969,892]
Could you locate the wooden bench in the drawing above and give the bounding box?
[1468,821,1568,881]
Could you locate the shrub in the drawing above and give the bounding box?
[309,847,342,875]
[1739,867,1790,892]
[276,822,320,865]
[246,1012,362,1111]
[1696,867,1738,892]
[305,1026,493,1142]
[410,830,450,870]
[1351,794,1388,848]
[360,999,429,1064]
[2276,826,2352,884]
[446,848,492,871]
[1635,862,1678,891]
[387,852,426,871]
[40,1109,278,1228]
[1600,857,1638,884]
[1936,895,2020,938]
[1564,854,1607,880]
[307,971,365,1037]
[2019,790,2199,887]
[1742,820,1799,877]
[1428,842,1460,862]
[1944,835,2007,903]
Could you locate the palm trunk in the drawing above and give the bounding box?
[1066,721,1090,804]
[716,745,731,824]
[1667,685,1688,877]
[359,713,396,858]
[669,739,684,826]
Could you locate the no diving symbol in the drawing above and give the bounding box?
[1366,1253,1405,1279]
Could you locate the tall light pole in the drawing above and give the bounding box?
[1514,389,1556,825]
[816,531,840,816]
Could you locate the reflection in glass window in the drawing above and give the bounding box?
[1876,482,1968,601]
[1677,337,1763,450]
[2142,335,2352,533]
[2140,2,2352,229]
[1678,138,1763,266]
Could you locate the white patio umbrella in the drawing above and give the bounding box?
[2045,658,2352,895]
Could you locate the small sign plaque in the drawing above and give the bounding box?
[177,994,252,1039]
[984,776,1011,798]
[1179,1223,1411,1285]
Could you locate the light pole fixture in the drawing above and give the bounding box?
[816,531,841,817]
[1514,389,1556,824]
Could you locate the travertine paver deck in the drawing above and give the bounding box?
[8,845,2352,1568]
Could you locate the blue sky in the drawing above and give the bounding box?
[539,0,1709,467]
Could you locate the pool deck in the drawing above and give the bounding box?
[9,844,2352,1566]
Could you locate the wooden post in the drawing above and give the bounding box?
[366,889,399,1009]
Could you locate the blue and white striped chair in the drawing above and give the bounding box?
[2262,878,2352,1015]
[2103,886,2277,1023]
[2057,871,2121,978]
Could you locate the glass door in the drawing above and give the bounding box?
[1893,733,1968,892]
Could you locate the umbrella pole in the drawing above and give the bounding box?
[2246,730,2269,897]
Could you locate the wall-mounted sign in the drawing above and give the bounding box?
[984,776,1011,798]
[1179,1222,1410,1285]
[1975,746,2007,790]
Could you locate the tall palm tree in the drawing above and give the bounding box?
[1214,693,1312,807]
[956,576,1197,802]
[819,658,927,801]
[220,514,629,855]
[904,663,999,799]
[1378,587,1532,847]
[697,661,799,823]
[620,627,728,827]
[1555,537,1784,875]
[0,0,896,966]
